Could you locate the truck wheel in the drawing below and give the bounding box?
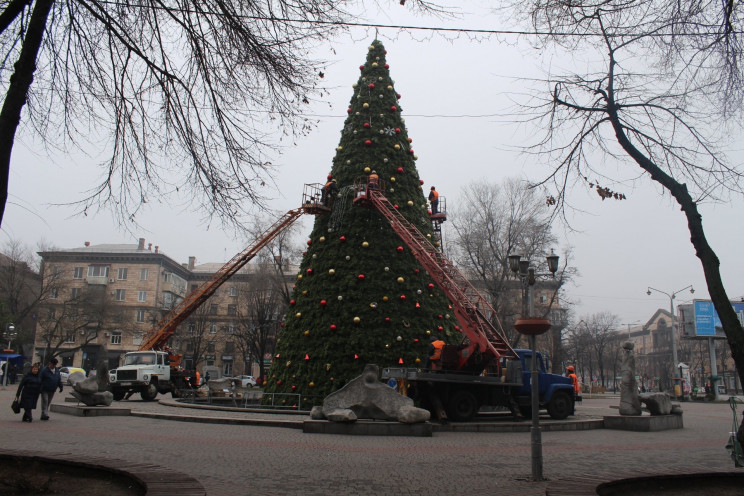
[547,391,573,420]
[140,383,158,401]
[446,390,478,422]
[112,391,126,401]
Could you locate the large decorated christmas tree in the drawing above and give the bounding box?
[263,40,455,407]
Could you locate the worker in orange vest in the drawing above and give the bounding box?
[368,170,379,190]
[321,178,337,206]
[567,365,580,395]
[428,186,439,214]
[426,337,446,370]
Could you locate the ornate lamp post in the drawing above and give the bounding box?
[2,323,16,390]
[646,285,694,398]
[508,250,559,481]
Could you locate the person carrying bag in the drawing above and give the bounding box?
[11,390,22,414]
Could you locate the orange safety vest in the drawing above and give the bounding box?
[429,189,438,201]
[430,340,445,360]
[569,373,579,394]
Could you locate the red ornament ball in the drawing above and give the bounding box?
[358,274,366,281]
[414,338,419,343]
[276,380,282,385]
[305,354,310,360]
[428,283,435,290]
[396,93,401,99]
[339,236,347,242]
[290,300,296,306]
[397,167,404,173]
[414,268,420,274]
[420,179,424,185]
[385,64,390,69]
[320,299,327,307]
[306,268,313,275]
[359,65,364,70]
[397,246,404,253]
[395,128,401,134]
[385,317,391,323]
[438,326,444,331]
[347,107,352,114]
[330,324,337,331]
[306,239,312,246]
[408,149,415,155]
[394,204,399,209]
[363,122,370,128]
[291,385,297,390]
[365,140,372,146]
[415,302,421,308]
[408,138,413,143]
[400,295,406,301]
[390,105,397,111]
[327,174,333,180]
[368,83,375,89]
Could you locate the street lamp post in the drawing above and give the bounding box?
[2,323,16,390]
[646,285,694,398]
[508,250,559,482]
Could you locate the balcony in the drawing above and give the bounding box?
[161,281,186,296]
[86,276,109,286]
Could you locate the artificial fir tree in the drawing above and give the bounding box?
[263,40,456,407]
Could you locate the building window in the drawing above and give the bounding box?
[206,357,215,367]
[64,332,76,343]
[207,341,216,352]
[186,341,194,352]
[48,308,56,319]
[223,361,233,376]
[140,268,149,281]
[224,341,235,353]
[227,324,235,335]
[50,288,58,299]
[229,286,237,297]
[188,324,195,334]
[71,288,82,299]
[539,294,548,304]
[136,310,146,323]
[88,265,109,277]
[227,304,237,316]
[110,331,122,345]
[138,291,147,302]
[115,289,126,301]
[209,323,218,334]
[73,267,84,279]
[210,304,218,315]
[117,267,128,280]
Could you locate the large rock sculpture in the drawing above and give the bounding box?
[640,392,674,415]
[310,364,430,424]
[619,342,642,416]
[71,363,113,407]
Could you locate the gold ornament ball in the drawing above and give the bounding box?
[319,236,326,242]
[390,177,396,182]
[368,45,375,50]
[302,290,307,295]
[415,358,421,364]
[385,344,390,349]
[297,274,303,280]
[427,233,431,238]
[328,269,335,275]
[387,85,393,90]
[286,361,292,367]
[304,330,310,336]
[352,83,358,88]
[336,146,342,151]
[436,241,441,247]
[353,316,361,324]
[407,200,414,206]
[309,381,315,387]
[364,166,371,173]
[362,241,369,248]
[296,312,302,318]
[383,296,389,302]
[397,277,405,284]
[394,144,401,150]
[372,62,378,67]
[396,336,402,341]
[363,102,370,109]
[426,330,431,335]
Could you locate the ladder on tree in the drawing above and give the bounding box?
[365,188,517,370]
[140,184,326,353]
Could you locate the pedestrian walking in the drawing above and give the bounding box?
[40,358,63,420]
[16,363,42,422]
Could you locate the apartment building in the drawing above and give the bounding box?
[34,239,295,377]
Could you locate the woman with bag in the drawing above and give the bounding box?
[16,363,42,422]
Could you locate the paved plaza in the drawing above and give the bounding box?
[0,388,739,495]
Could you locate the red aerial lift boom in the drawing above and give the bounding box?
[139,184,328,363]
[352,177,517,372]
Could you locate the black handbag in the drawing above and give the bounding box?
[11,397,21,414]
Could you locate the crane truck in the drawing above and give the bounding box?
[351,178,578,422]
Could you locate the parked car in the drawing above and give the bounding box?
[59,366,87,385]
[232,375,257,387]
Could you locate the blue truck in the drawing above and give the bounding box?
[381,348,578,422]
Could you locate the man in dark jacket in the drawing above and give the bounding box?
[40,357,63,421]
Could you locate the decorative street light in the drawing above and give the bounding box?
[2,323,16,390]
[509,250,559,481]
[646,285,694,398]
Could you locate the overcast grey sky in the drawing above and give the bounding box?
[3,3,742,327]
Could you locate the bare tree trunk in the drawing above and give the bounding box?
[604,57,744,445]
[0,0,54,226]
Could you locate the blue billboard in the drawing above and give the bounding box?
[693,300,744,336]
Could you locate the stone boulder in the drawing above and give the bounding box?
[67,371,86,385]
[317,364,430,424]
[640,392,673,415]
[70,363,112,406]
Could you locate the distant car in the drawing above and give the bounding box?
[59,366,86,385]
[232,375,257,387]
